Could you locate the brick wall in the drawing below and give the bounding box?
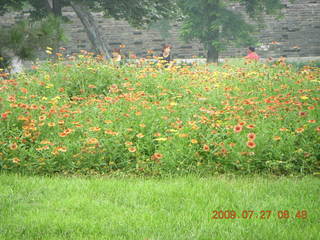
[1,0,319,59]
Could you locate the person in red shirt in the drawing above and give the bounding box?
[245,47,260,61]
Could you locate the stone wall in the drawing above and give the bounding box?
[1,0,319,59]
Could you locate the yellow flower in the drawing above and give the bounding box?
[48,122,56,127]
[166,129,178,133]
[155,138,168,141]
[300,96,308,100]
[191,139,198,144]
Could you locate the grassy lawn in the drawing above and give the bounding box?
[0,174,319,240]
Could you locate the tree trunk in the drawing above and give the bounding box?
[205,0,220,63]
[70,1,111,59]
[207,43,219,63]
[53,0,62,16]
[10,56,24,74]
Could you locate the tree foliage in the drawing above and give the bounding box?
[0,0,177,58]
[177,0,285,62]
[0,15,64,69]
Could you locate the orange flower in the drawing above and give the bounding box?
[299,112,307,117]
[247,133,256,140]
[139,124,146,128]
[316,127,320,133]
[56,147,67,152]
[308,106,315,110]
[65,128,73,134]
[179,133,189,138]
[59,132,67,137]
[136,133,144,138]
[36,146,50,151]
[9,143,18,150]
[30,104,38,110]
[1,112,8,119]
[128,147,136,153]
[40,140,53,145]
[273,136,281,141]
[23,131,31,137]
[89,127,101,132]
[234,125,243,133]
[246,124,255,129]
[125,141,133,146]
[104,129,118,136]
[221,148,228,155]
[86,138,99,145]
[295,128,304,133]
[247,141,256,148]
[308,120,316,123]
[12,157,21,163]
[151,153,163,161]
[203,144,210,152]
[59,128,73,137]
[154,132,162,137]
[39,115,46,121]
[280,128,288,132]
[20,88,28,94]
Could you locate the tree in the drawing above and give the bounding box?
[0,0,177,59]
[177,0,285,62]
[0,14,65,71]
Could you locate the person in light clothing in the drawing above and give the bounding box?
[245,47,260,61]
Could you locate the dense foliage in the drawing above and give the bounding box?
[177,0,285,62]
[0,53,319,176]
[0,15,64,61]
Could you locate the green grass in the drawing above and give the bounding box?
[0,174,319,240]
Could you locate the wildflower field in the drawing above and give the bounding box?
[0,54,319,176]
